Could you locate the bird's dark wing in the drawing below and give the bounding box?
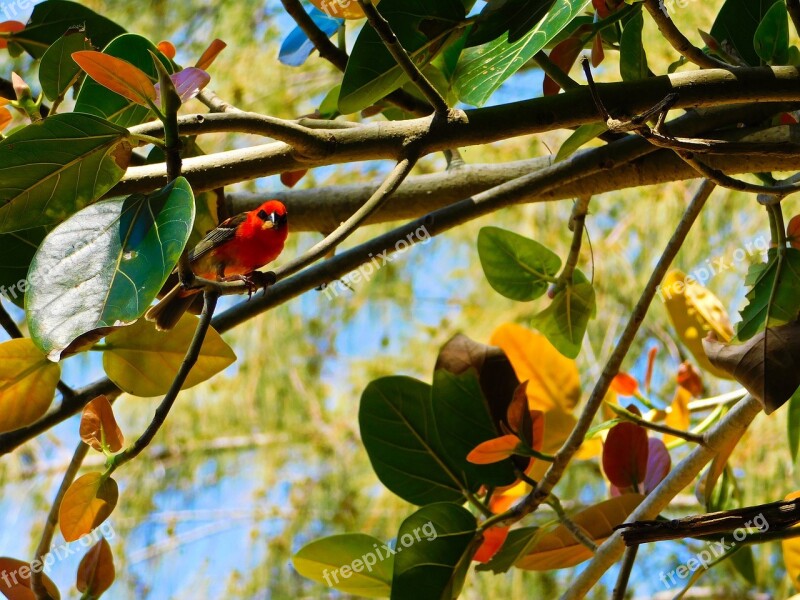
[188,212,247,262]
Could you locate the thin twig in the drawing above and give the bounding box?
[611,545,639,600]
[643,0,729,69]
[558,196,591,287]
[31,441,90,600]
[109,290,219,470]
[611,404,707,445]
[275,155,418,280]
[356,0,449,115]
[196,89,243,113]
[279,0,430,116]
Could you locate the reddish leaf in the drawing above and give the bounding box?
[643,438,671,494]
[592,0,610,18]
[80,396,124,453]
[0,557,60,599]
[591,33,605,67]
[544,36,583,96]
[644,347,657,392]
[474,526,509,563]
[602,422,648,488]
[72,51,156,106]
[195,39,227,70]
[610,373,638,397]
[76,538,115,597]
[788,215,800,250]
[281,169,308,188]
[0,21,24,50]
[781,112,799,125]
[467,435,520,464]
[676,361,703,397]
[156,40,176,59]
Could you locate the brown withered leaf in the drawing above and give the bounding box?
[76,538,115,598]
[435,333,520,428]
[702,321,800,414]
[80,396,124,453]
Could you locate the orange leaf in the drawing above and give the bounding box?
[80,396,124,453]
[0,21,24,50]
[664,386,691,445]
[467,435,519,464]
[0,107,12,131]
[157,40,176,59]
[644,346,658,392]
[59,473,118,542]
[610,372,638,396]
[591,33,605,67]
[474,526,509,563]
[71,51,156,106]
[0,557,60,599]
[516,494,644,570]
[544,36,583,95]
[76,538,115,597]
[281,169,308,188]
[789,215,800,250]
[602,422,648,488]
[489,480,528,513]
[195,39,227,70]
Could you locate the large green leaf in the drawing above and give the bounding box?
[530,269,595,359]
[754,0,790,64]
[736,248,800,341]
[39,29,92,102]
[466,0,558,46]
[338,0,465,114]
[0,113,132,233]
[359,376,471,506]
[710,0,781,66]
[619,8,648,81]
[477,226,561,301]
[74,34,173,127]
[453,0,591,106]
[431,369,517,487]
[0,227,49,308]
[293,534,393,598]
[390,503,478,600]
[7,0,125,59]
[26,178,195,361]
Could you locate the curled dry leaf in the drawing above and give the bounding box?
[702,321,800,414]
[80,396,124,453]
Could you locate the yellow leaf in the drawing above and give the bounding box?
[515,494,645,571]
[660,270,734,379]
[0,557,61,599]
[80,396,124,453]
[76,538,115,597]
[490,323,580,413]
[0,339,60,433]
[59,473,118,543]
[781,491,800,591]
[307,0,377,19]
[102,315,236,397]
[664,386,691,445]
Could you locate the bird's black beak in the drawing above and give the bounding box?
[270,211,287,229]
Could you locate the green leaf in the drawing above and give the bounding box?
[736,248,800,341]
[293,534,393,598]
[359,376,470,506]
[431,370,517,487]
[390,503,478,600]
[555,122,607,162]
[477,226,561,301]
[754,0,790,64]
[74,34,173,127]
[453,0,591,107]
[39,29,92,101]
[0,227,49,308]
[788,384,800,462]
[0,113,132,233]
[475,527,544,574]
[103,315,236,397]
[710,0,781,66]
[466,0,558,46]
[6,0,126,59]
[338,0,465,114]
[619,8,648,81]
[530,270,595,359]
[26,178,195,361]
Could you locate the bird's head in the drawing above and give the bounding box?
[255,200,288,232]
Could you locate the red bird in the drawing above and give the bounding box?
[146,200,288,331]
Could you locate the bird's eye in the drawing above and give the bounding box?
[257,209,269,221]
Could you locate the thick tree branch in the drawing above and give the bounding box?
[563,396,762,599]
